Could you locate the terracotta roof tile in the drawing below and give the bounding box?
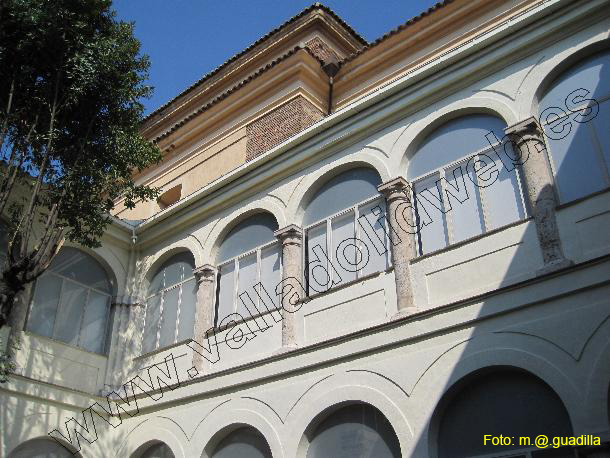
[152,46,324,143]
[143,3,366,124]
[147,1,457,141]
[340,0,455,67]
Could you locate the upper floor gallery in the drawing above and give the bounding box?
[1,0,608,395]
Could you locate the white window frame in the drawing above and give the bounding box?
[28,270,112,354]
[216,239,282,326]
[142,264,195,354]
[410,140,528,256]
[541,93,610,201]
[303,194,392,297]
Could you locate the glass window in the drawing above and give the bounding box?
[539,50,610,202]
[306,404,401,458]
[217,213,278,262]
[303,168,382,226]
[408,114,527,255]
[304,168,390,295]
[9,438,75,458]
[216,213,280,325]
[27,247,112,354]
[436,370,574,458]
[211,427,272,458]
[139,442,175,458]
[141,252,196,354]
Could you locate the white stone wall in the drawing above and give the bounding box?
[2,1,610,456]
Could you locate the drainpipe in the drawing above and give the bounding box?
[322,58,340,116]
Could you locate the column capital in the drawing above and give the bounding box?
[274,224,303,244]
[194,264,217,283]
[378,177,410,201]
[505,116,544,142]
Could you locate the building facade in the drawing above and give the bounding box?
[2,0,610,457]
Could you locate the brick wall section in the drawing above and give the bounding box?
[305,37,339,64]
[246,96,324,161]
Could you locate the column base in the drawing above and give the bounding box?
[273,345,298,356]
[536,258,574,276]
[391,308,418,321]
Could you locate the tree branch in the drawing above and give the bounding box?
[0,78,15,153]
[20,74,60,258]
[0,116,38,216]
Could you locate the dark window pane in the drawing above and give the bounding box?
[307,404,401,458]
[217,213,278,263]
[304,168,381,226]
[211,427,272,458]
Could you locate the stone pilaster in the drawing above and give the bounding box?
[104,297,144,391]
[505,117,572,275]
[274,224,303,350]
[377,177,417,316]
[192,264,217,370]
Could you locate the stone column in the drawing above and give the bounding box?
[274,224,303,350]
[192,264,217,371]
[505,117,572,275]
[378,177,417,316]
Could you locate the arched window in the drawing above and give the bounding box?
[26,247,113,354]
[435,369,573,458]
[306,403,401,458]
[141,251,197,354]
[216,213,280,325]
[210,427,272,458]
[408,114,526,255]
[303,168,390,295]
[137,442,174,458]
[9,438,75,457]
[539,50,610,203]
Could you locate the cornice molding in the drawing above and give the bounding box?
[140,6,364,137]
[129,0,605,248]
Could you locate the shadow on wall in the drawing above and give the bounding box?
[3,351,129,457]
[406,48,610,458]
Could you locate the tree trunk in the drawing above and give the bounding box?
[0,266,27,329]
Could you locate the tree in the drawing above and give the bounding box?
[0,0,162,330]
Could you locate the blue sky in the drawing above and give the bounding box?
[113,1,441,115]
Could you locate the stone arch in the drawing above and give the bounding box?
[7,436,81,457]
[146,235,203,270]
[204,199,286,265]
[130,440,177,458]
[428,366,573,458]
[138,238,201,296]
[397,98,517,175]
[114,416,193,458]
[284,371,412,458]
[290,153,390,227]
[523,37,610,117]
[408,333,582,457]
[583,318,610,435]
[190,398,284,458]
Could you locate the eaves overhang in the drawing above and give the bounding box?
[141,3,366,136]
[128,0,598,244]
